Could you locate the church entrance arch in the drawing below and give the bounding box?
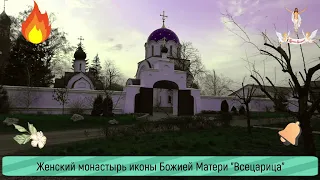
[153,80,179,114]
[134,80,194,116]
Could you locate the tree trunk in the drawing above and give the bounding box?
[245,103,251,134]
[298,91,316,155]
[62,103,65,115]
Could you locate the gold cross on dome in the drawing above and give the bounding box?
[3,0,8,11]
[160,11,168,28]
[78,36,84,46]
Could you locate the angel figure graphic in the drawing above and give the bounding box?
[276,31,291,43]
[302,29,318,43]
[286,7,307,32]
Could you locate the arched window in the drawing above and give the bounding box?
[177,46,181,58]
[80,63,82,71]
[170,46,173,56]
[151,45,154,56]
[168,95,172,104]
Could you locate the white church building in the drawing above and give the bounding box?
[2,12,299,115]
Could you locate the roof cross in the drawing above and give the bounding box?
[160,11,168,28]
[3,0,8,11]
[78,36,84,46]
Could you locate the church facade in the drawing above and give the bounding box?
[125,20,199,115]
[53,42,104,90]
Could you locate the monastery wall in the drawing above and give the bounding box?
[3,86,125,114]
[200,96,299,112]
[3,85,299,115]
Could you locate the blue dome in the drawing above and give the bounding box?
[147,27,180,43]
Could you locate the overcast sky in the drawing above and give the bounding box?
[4,0,320,87]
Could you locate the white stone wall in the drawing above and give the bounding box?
[4,86,125,114]
[3,85,299,115]
[200,96,299,112]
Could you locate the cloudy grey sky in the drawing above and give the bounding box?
[4,0,320,87]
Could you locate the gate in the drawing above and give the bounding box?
[134,87,153,115]
[178,90,194,116]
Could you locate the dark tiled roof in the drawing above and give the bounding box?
[54,72,104,90]
[127,78,140,85]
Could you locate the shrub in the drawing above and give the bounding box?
[231,106,238,115]
[216,112,232,127]
[102,95,113,117]
[274,95,288,112]
[239,106,245,115]
[91,95,103,116]
[0,85,10,114]
[37,111,44,115]
[200,110,217,114]
[265,106,271,112]
[69,98,87,114]
[220,100,229,113]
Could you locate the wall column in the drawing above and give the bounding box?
[172,90,178,115]
[123,86,140,114]
[190,89,201,114]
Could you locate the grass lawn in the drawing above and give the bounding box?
[10,127,320,180]
[263,118,320,131]
[201,111,291,120]
[16,127,320,156]
[246,112,291,119]
[0,114,137,134]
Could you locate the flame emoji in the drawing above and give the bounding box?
[21,1,51,44]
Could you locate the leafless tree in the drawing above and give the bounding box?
[68,97,93,114]
[100,59,125,113]
[14,67,40,112]
[200,69,233,96]
[231,77,257,134]
[52,87,69,114]
[103,60,122,90]
[15,87,40,112]
[222,11,319,155]
[173,42,206,87]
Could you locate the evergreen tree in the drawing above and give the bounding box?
[91,94,103,116]
[0,85,9,114]
[3,34,54,87]
[90,54,102,79]
[10,8,74,77]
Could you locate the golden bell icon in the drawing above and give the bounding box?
[278,121,301,146]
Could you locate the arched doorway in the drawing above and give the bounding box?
[153,80,179,114]
[134,80,194,116]
[153,80,179,89]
